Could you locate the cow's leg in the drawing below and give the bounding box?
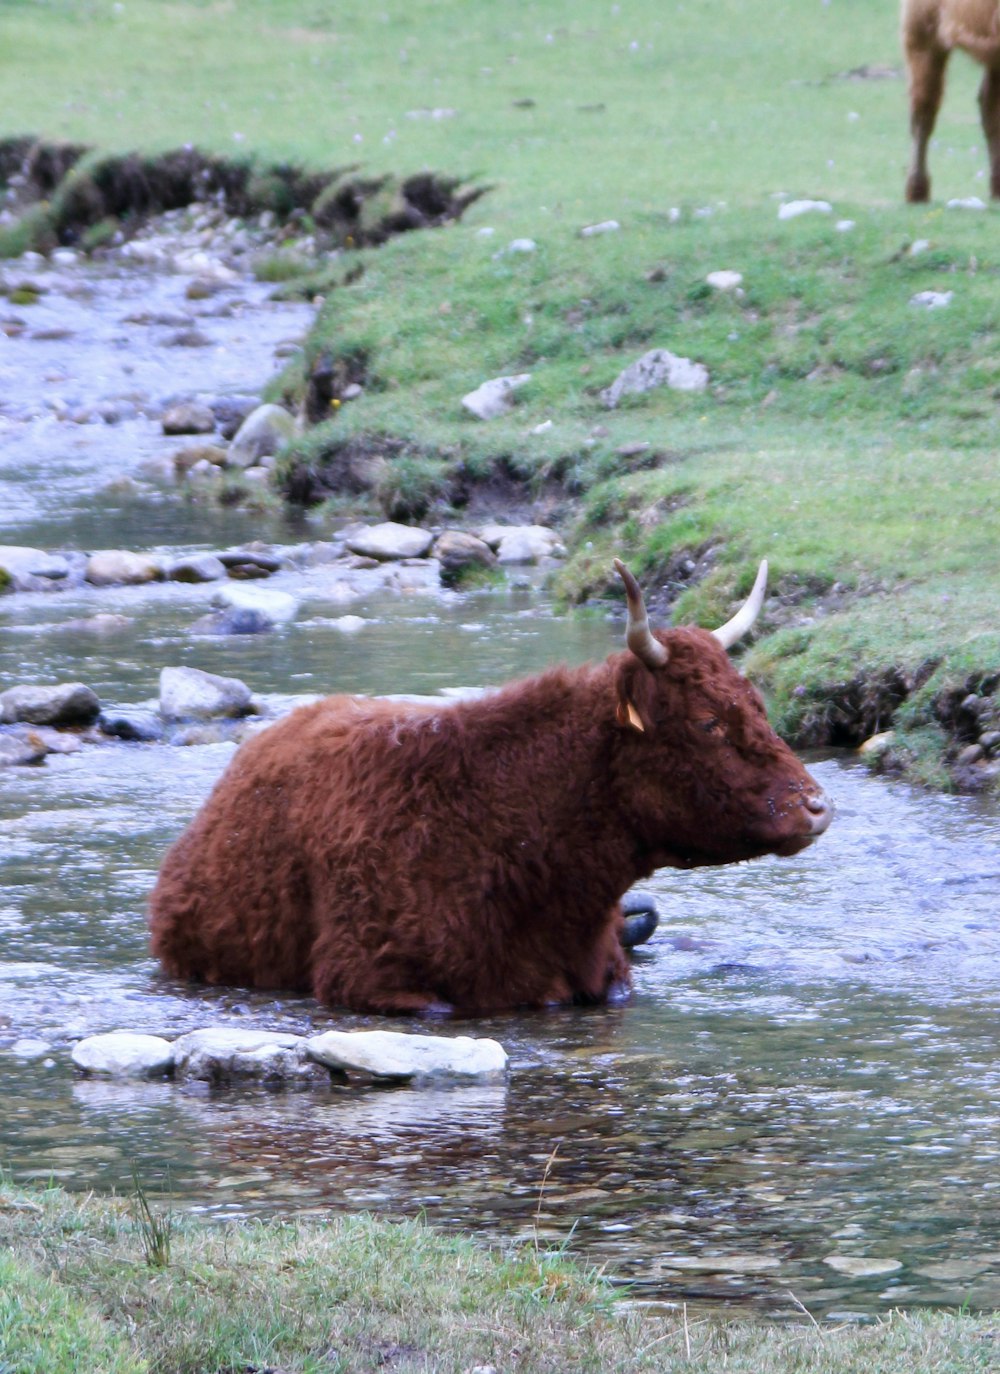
[978,66,1000,197]
[904,41,948,201]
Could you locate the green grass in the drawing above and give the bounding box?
[2,0,999,788]
[2,1180,999,1373]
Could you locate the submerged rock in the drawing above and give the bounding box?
[305,1029,509,1081]
[0,732,49,767]
[159,665,253,722]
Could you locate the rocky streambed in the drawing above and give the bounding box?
[3,208,1000,1322]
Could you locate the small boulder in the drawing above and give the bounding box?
[227,404,298,469]
[171,1028,328,1085]
[211,583,299,625]
[165,553,227,583]
[0,545,70,592]
[432,530,498,586]
[161,401,217,435]
[99,709,167,742]
[71,1032,175,1078]
[461,374,531,420]
[600,349,708,408]
[190,607,275,636]
[217,548,284,577]
[0,682,100,726]
[477,524,566,565]
[346,522,434,561]
[85,551,164,587]
[305,1029,509,1081]
[173,444,229,478]
[159,666,253,722]
[706,270,743,291]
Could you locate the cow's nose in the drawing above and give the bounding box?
[803,789,833,835]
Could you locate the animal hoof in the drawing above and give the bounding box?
[620,892,660,948]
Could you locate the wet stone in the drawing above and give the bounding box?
[99,709,167,743]
[0,681,100,726]
[85,550,164,587]
[161,401,217,435]
[158,665,253,722]
[305,1029,509,1081]
[0,732,48,767]
[165,553,227,583]
[72,1032,175,1079]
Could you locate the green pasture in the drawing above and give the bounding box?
[2,0,998,788]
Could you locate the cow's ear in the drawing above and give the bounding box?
[616,698,646,733]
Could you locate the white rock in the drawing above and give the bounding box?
[305,1029,508,1081]
[345,522,434,560]
[580,220,621,237]
[461,373,532,420]
[910,290,953,309]
[778,199,832,220]
[531,419,553,434]
[159,665,253,721]
[211,583,299,624]
[0,545,70,587]
[946,196,986,210]
[227,404,298,469]
[171,1027,326,1084]
[505,238,537,254]
[823,1255,903,1277]
[909,239,930,255]
[600,349,709,408]
[72,1032,175,1078]
[706,270,743,290]
[859,730,895,758]
[836,219,856,233]
[328,614,367,632]
[85,550,164,586]
[8,1038,55,1059]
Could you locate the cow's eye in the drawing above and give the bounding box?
[700,717,723,735]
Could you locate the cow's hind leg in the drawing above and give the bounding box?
[904,41,948,201]
[978,67,1000,198]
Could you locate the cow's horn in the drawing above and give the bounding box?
[711,560,768,650]
[614,559,669,668]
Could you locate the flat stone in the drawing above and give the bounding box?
[85,550,164,586]
[461,374,531,420]
[345,522,434,561]
[211,583,299,625]
[706,270,743,290]
[71,1032,175,1078]
[910,290,953,309]
[0,682,100,726]
[658,1254,781,1274]
[600,349,708,407]
[305,1029,509,1081]
[477,524,566,565]
[823,1255,903,1277]
[159,666,253,722]
[171,1027,328,1084]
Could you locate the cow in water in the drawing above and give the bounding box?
[149,558,832,1016]
[902,0,1000,200]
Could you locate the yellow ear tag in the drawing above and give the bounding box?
[616,699,646,732]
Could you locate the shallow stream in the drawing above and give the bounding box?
[1,250,999,1320]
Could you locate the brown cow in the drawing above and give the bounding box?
[903,0,1000,200]
[149,559,832,1016]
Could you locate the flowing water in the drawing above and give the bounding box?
[1,251,999,1320]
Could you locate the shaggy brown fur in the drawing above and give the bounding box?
[902,0,1000,200]
[149,627,829,1016]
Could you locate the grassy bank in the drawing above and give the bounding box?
[2,0,999,791]
[1,1180,997,1373]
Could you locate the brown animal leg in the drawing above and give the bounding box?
[905,43,948,201]
[978,67,1000,197]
